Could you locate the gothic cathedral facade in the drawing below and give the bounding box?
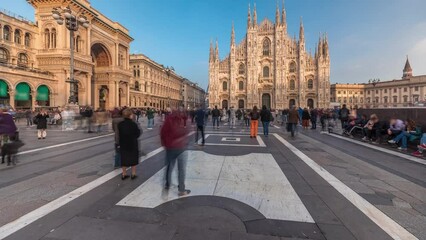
[208,4,330,110]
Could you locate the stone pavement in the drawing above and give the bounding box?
[0,119,425,239]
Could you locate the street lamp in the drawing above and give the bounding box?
[52,6,90,104]
[368,78,380,108]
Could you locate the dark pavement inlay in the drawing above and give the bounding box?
[359,192,395,206]
[171,226,231,240]
[317,223,357,240]
[77,171,99,178]
[230,231,281,240]
[245,219,325,240]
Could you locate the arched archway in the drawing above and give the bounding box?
[91,43,112,109]
[238,99,245,109]
[36,85,50,106]
[262,93,271,109]
[15,82,32,109]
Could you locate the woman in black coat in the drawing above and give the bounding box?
[118,108,141,180]
[35,110,49,139]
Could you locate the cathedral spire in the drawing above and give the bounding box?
[231,22,235,46]
[247,4,252,29]
[215,39,219,61]
[299,17,304,40]
[318,33,323,57]
[275,1,280,24]
[281,0,286,26]
[253,3,257,27]
[209,39,214,62]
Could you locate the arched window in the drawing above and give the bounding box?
[289,62,296,73]
[14,29,22,44]
[239,81,244,90]
[0,48,8,63]
[133,70,137,77]
[238,63,245,75]
[290,79,295,90]
[135,81,140,91]
[393,96,398,103]
[263,66,269,78]
[262,38,271,56]
[3,26,11,41]
[51,28,57,48]
[137,70,140,77]
[307,79,313,89]
[403,95,408,103]
[222,81,228,91]
[44,28,50,49]
[17,53,28,67]
[75,36,80,52]
[24,33,31,47]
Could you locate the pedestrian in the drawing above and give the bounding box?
[118,108,141,180]
[194,106,205,146]
[260,105,271,136]
[288,106,300,137]
[135,108,141,122]
[84,106,94,133]
[35,110,49,139]
[0,107,17,150]
[339,104,350,129]
[302,108,311,130]
[161,109,191,196]
[310,108,318,130]
[211,105,220,129]
[229,106,236,129]
[25,109,33,127]
[146,107,155,129]
[112,109,124,168]
[243,109,250,129]
[249,106,260,138]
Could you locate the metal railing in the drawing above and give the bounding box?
[0,8,36,25]
[0,61,53,76]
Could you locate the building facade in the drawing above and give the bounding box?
[129,54,205,110]
[330,58,426,108]
[0,0,133,110]
[208,3,330,110]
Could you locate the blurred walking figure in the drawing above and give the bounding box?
[287,106,300,137]
[243,109,250,129]
[35,110,49,139]
[25,109,33,127]
[118,108,141,180]
[302,108,311,130]
[229,106,236,129]
[161,109,191,196]
[0,107,18,163]
[112,109,124,168]
[194,106,205,146]
[146,107,155,129]
[250,106,260,138]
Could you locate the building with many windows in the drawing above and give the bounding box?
[330,58,426,108]
[0,0,134,110]
[129,54,205,110]
[208,3,330,110]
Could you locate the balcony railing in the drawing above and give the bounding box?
[0,61,53,76]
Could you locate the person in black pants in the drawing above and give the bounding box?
[194,107,205,146]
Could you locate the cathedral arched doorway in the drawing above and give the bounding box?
[307,99,314,109]
[222,100,228,109]
[262,93,271,109]
[289,99,296,108]
[238,99,244,109]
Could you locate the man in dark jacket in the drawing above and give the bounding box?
[211,105,220,129]
[194,107,205,146]
[310,108,318,130]
[161,109,191,196]
[260,105,271,136]
[339,104,350,129]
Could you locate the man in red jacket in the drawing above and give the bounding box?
[160,109,191,196]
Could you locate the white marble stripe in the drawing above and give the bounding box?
[327,133,426,166]
[273,133,418,240]
[117,151,314,223]
[0,146,164,240]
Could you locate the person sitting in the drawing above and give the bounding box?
[346,114,367,137]
[388,119,422,151]
[362,114,379,142]
[387,117,405,140]
[412,133,426,158]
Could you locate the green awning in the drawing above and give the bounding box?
[0,80,8,97]
[36,85,49,101]
[15,83,30,101]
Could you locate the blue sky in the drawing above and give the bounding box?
[2,0,426,90]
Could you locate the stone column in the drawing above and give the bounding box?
[9,91,15,109]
